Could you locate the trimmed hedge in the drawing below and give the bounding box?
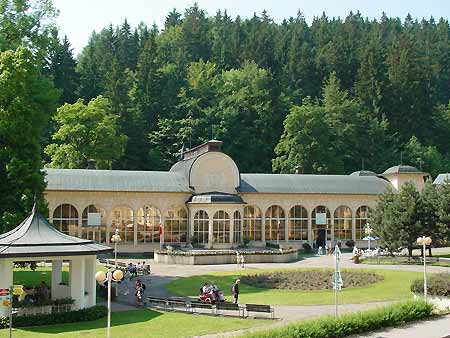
[0,305,107,328]
[240,300,433,338]
[411,273,450,297]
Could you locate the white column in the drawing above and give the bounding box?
[261,208,266,243]
[330,211,334,242]
[352,213,356,241]
[284,210,289,243]
[78,212,83,237]
[208,212,213,248]
[105,211,111,245]
[308,213,313,244]
[84,256,97,307]
[133,209,138,246]
[160,213,165,248]
[229,210,234,245]
[51,260,63,300]
[70,257,86,310]
[0,259,13,317]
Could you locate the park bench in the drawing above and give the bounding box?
[245,304,275,319]
[147,296,168,309]
[215,302,244,318]
[117,262,128,271]
[167,298,187,311]
[189,301,214,314]
[98,258,108,266]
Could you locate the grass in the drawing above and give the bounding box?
[13,267,70,288]
[0,309,264,338]
[361,256,450,267]
[166,268,422,306]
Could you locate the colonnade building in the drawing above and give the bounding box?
[44,140,428,252]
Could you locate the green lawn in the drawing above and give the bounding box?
[166,268,422,306]
[0,309,264,338]
[13,267,69,288]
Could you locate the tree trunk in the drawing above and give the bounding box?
[428,245,432,257]
[408,246,413,257]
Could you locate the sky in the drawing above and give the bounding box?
[52,0,450,55]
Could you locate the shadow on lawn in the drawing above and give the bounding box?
[19,309,162,334]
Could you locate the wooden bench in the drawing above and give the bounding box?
[98,258,108,266]
[245,304,274,319]
[147,296,168,309]
[167,298,187,311]
[189,301,214,314]
[216,302,244,318]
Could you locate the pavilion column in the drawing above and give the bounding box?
[260,210,265,243]
[160,213,165,249]
[78,211,82,238]
[330,213,334,242]
[208,213,213,248]
[105,211,111,245]
[70,256,86,310]
[307,213,313,244]
[284,211,289,243]
[0,259,13,317]
[51,260,63,300]
[352,213,356,241]
[229,211,234,245]
[133,209,138,246]
[84,256,96,308]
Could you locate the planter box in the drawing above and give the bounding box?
[155,249,298,265]
[413,293,450,311]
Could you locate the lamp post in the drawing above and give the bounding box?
[417,236,432,301]
[95,229,123,338]
[364,223,373,250]
[111,229,121,268]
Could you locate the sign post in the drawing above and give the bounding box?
[332,245,343,318]
[0,288,12,338]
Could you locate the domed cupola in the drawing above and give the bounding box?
[381,164,427,191]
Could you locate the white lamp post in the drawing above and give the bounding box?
[416,236,432,301]
[364,223,373,250]
[95,229,123,338]
[111,229,121,268]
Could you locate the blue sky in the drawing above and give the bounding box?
[52,0,450,55]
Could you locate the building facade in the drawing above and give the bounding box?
[44,140,428,252]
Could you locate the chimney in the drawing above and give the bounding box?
[86,159,97,170]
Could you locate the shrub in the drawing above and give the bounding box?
[266,242,280,249]
[2,305,107,328]
[240,300,433,338]
[302,243,312,253]
[345,240,355,248]
[411,273,450,297]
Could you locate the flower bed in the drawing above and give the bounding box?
[411,273,450,311]
[154,248,299,265]
[242,270,384,290]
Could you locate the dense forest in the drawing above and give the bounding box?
[1,0,450,230]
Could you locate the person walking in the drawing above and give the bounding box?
[236,252,240,268]
[240,254,245,268]
[231,279,240,304]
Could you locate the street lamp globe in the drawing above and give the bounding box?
[95,271,106,283]
[417,236,432,246]
[113,269,124,281]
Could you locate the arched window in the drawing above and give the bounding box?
[233,210,242,244]
[81,205,106,242]
[213,210,230,244]
[243,206,262,241]
[265,205,285,241]
[312,206,331,246]
[110,207,134,243]
[289,205,308,241]
[334,206,352,240]
[53,204,78,236]
[164,208,188,243]
[356,206,372,240]
[193,210,209,244]
[137,206,161,243]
